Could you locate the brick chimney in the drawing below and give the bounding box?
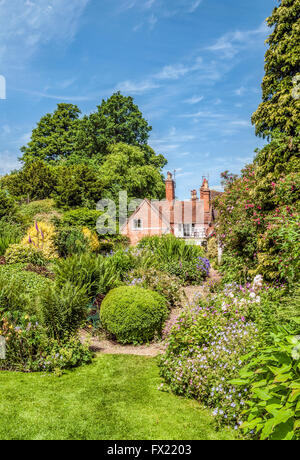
[200,178,210,214]
[165,172,175,202]
[191,189,197,201]
[191,189,197,224]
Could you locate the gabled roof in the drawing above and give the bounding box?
[121,199,172,232]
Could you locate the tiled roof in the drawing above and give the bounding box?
[151,200,208,224]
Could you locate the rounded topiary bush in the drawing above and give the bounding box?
[100,286,168,344]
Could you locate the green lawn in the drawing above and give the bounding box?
[0,355,235,440]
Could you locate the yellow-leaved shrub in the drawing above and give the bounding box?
[82,227,100,253]
[22,221,58,259]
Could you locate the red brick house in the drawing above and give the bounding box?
[121,172,222,245]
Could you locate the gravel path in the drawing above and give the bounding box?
[80,268,221,357]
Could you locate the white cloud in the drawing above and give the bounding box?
[0,150,21,174]
[155,64,191,80]
[207,22,269,59]
[0,0,90,66]
[230,120,251,127]
[144,0,156,9]
[234,86,246,96]
[184,95,204,104]
[116,56,207,96]
[181,111,223,119]
[15,87,98,102]
[116,80,160,94]
[189,0,203,13]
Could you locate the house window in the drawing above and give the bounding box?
[133,219,143,230]
[178,224,195,237]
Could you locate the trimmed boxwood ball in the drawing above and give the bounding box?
[100,286,168,344]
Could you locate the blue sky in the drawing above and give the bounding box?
[0,0,276,199]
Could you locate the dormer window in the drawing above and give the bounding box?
[133,219,143,230]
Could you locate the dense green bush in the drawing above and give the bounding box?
[237,330,300,440]
[0,311,92,373]
[0,264,52,315]
[0,188,16,220]
[100,286,168,344]
[126,267,183,309]
[161,257,210,285]
[5,243,47,266]
[0,221,23,256]
[61,208,102,231]
[107,249,137,279]
[18,199,58,224]
[54,253,118,301]
[138,235,209,283]
[53,226,90,258]
[53,164,103,208]
[138,234,205,262]
[40,282,89,340]
[0,161,57,201]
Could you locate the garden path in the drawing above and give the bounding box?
[80,268,221,357]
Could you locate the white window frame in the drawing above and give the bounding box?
[132,218,143,230]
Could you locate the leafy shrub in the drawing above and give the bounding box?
[126,267,183,309]
[237,331,300,440]
[0,188,16,220]
[98,240,114,253]
[22,221,58,259]
[206,236,218,266]
[100,286,168,344]
[0,221,23,256]
[82,227,100,252]
[5,243,46,266]
[40,282,89,340]
[0,264,52,315]
[18,199,58,224]
[0,312,48,371]
[161,257,210,285]
[1,162,57,202]
[54,253,118,301]
[139,234,205,262]
[53,164,103,208]
[107,249,137,280]
[0,312,92,373]
[53,226,90,258]
[61,208,102,231]
[255,209,300,284]
[138,235,209,283]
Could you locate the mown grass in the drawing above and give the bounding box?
[0,354,235,440]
